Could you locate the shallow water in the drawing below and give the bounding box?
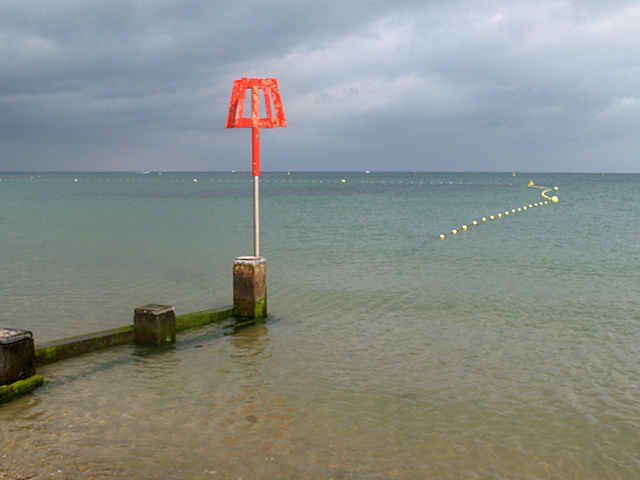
[1,172,640,478]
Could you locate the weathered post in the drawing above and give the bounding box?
[133,304,176,345]
[225,78,286,318]
[1,328,36,386]
[233,256,267,318]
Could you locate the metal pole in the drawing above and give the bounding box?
[253,175,260,257]
[252,125,260,257]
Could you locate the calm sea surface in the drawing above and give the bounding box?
[1,171,639,479]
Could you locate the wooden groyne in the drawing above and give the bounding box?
[1,305,241,404]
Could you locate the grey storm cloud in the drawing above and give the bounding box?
[1,0,639,172]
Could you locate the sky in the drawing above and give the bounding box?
[1,0,639,173]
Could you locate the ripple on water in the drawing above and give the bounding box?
[3,173,640,478]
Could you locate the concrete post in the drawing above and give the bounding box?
[133,304,176,346]
[233,256,267,318]
[1,329,36,386]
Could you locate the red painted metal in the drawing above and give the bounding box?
[226,78,287,176]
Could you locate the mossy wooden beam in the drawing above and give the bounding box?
[32,308,235,366]
[175,307,234,332]
[35,326,135,366]
[0,375,44,404]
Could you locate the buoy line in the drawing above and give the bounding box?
[438,181,559,239]
[0,177,517,186]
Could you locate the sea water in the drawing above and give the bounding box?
[1,171,640,479]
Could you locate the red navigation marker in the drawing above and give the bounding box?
[225,78,287,257]
[226,77,287,176]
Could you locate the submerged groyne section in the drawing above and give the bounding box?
[3,249,269,404]
[0,305,257,404]
[33,306,235,366]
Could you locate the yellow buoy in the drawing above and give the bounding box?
[472,220,478,225]
[482,217,487,222]
[551,196,559,203]
[462,225,468,230]
[452,229,458,234]
[490,215,495,219]
[342,179,346,183]
[439,234,445,239]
